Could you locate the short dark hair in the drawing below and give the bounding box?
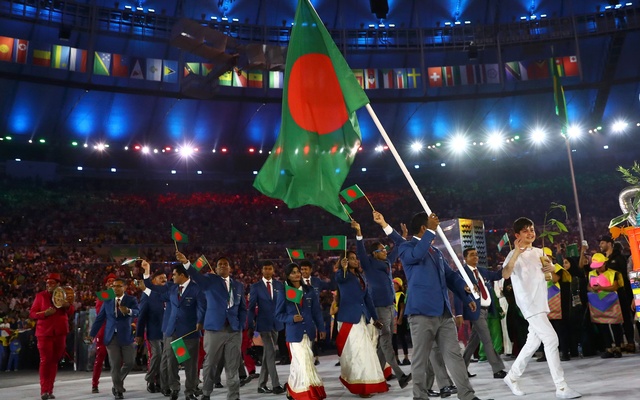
[369,241,383,254]
[513,217,534,233]
[346,250,357,259]
[262,261,274,268]
[151,269,166,279]
[215,256,230,264]
[298,259,312,268]
[172,264,188,277]
[410,212,429,235]
[463,247,476,258]
[114,278,127,286]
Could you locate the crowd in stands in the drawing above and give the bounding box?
[0,157,636,369]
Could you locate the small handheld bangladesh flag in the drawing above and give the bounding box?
[284,283,303,304]
[171,225,189,243]
[194,255,209,271]
[341,203,353,219]
[340,184,365,203]
[497,233,510,252]
[323,235,347,251]
[170,337,191,363]
[287,248,305,259]
[95,288,116,301]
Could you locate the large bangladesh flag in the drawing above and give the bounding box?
[253,0,369,222]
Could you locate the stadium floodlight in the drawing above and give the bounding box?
[411,141,424,152]
[449,134,468,154]
[530,127,547,144]
[611,120,628,133]
[486,132,504,150]
[567,125,582,139]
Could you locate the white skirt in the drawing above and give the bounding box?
[286,334,326,400]
[337,316,388,395]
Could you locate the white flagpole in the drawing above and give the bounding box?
[365,104,479,299]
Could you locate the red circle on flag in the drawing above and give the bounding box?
[176,347,186,357]
[288,53,348,135]
[291,250,300,258]
[174,232,182,241]
[328,238,339,248]
[100,292,109,299]
[286,288,298,299]
[196,260,203,268]
[346,189,357,198]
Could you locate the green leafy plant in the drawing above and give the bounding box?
[609,161,640,228]
[539,202,568,246]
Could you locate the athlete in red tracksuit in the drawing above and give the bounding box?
[29,273,74,400]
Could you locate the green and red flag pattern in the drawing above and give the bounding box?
[194,255,209,271]
[340,184,365,203]
[252,0,369,222]
[95,288,115,301]
[170,337,191,363]
[285,283,304,303]
[287,248,305,260]
[497,233,510,252]
[323,235,347,251]
[552,61,569,137]
[171,225,189,243]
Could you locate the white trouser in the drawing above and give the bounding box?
[507,312,566,389]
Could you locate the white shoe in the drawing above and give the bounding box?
[556,386,582,398]
[503,376,525,396]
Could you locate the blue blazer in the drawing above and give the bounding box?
[454,265,504,321]
[275,284,324,342]
[356,229,403,307]
[90,294,139,346]
[136,291,165,341]
[144,278,205,340]
[398,231,472,317]
[188,266,247,332]
[335,269,378,324]
[248,279,284,332]
[303,276,328,295]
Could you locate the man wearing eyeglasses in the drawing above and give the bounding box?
[89,278,139,400]
[351,211,412,389]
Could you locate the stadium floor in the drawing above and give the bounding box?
[1,351,638,399]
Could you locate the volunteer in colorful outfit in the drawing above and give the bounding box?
[587,253,625,358]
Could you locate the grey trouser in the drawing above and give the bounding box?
[202,327,242,400]
[409,314,475,400]
[463,309,505,373]
[258,330,280,387]
[376,305,405,379]
[106,340,134,392]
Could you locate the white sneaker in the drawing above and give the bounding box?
[503,375,525,396]
[556,386,582,399]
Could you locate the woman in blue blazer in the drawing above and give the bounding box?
[275,263,326,400]
[335,251,388,397]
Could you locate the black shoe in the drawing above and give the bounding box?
[185,395,198,400]
[92,387,99,394]
[258,386,273,394]
[442,385,458,394]
[200,396,210,400]
[249,373,260,379]
[41,395,50,400]
[427,389,440,397]
[399,373,412,389]
[49,395,56,399]
[493,370,507,379]
[273,385,286,394]
[239,377,250,387]
[314,359,319,366]
[467,371,477,378]
[214,383,224,389]
[560,354,571,361]
[386,373,396,381]
[536,355,547,362]
[112,387,117,396]
[148,382,158,393]
[162,389,172,397]
[440,386,452,398]
[335,361,340,366]
[115,392,124,400]
[401,358,411,365]
[194,388,203,396]
[469,358,478,363]
[170,390,179,400]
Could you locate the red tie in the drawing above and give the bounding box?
[473,269,488,300]
[266,281,272,299]
[116,298,121,316]
[305,279,310,286]
[178,285,184,300]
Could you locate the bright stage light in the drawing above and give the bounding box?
[110,168,117,173]
[530,128,547,144]
[171,170,176,174]
[95,143,106,151]
[486,132,504,150]
[375,145,384,152]
[411,141,423,152]
[449,134,468,154]
[179,146,195,157]
[612,120,629,133]
[567,125,582,139]
[141,146,150,154]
